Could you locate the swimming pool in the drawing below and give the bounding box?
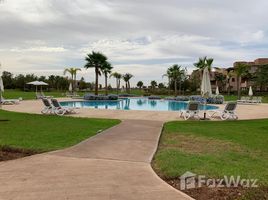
[60,98,218,112]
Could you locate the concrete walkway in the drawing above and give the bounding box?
[0,120,193,200]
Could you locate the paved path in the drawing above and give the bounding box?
[0,120,193,200]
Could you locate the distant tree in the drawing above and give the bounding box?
[63,67,81,92]
[110,72,122,94]
[79,77,87,90]
[137,81,144,90]
[166,64,186,96]
[38,76,46,82]
[1,71,14,89]
[108,84,112,90]
[150,80,157,91]
[122,73,133,93]
[226,70,235,95]
[162,70,172,95]
[48,75,56,89]
[215,73,227,93]
[234,62,248,99]
[84,51,109,95]
[194,57,213,72]
[102,62,113,95]
[158,82,165,89]
[14,74,25,90]
[254,64,268,92]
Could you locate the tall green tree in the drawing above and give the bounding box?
[158,82,165,89]
[137,81,143,90]
[1,71,14,89]
[110,72,122,94]
[234,62,248,99]
[166,64,186,96]
[122,73,133,93]
[194,56,214,80]
[226,70,235,95]
[84,51,109,95]
[79,77,87,90]
[63,67,81,92]
[194,56,213,71]
[150,80,157,91]
[254,64,268,92]
[102,63,113,95]
[162,69,172,95]
[215,73,227,93]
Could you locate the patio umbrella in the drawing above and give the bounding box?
[201,67,212,119]
[215,86,219,95]
[248,86,253,97]
[69,82,73,92]
[27,81,48,93]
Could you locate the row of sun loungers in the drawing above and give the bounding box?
[41,98,77,116]
[237,96,262,104]
[180,101,238,120]
[36,92,53,99]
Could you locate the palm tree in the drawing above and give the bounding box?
[226,69,234,95]
[194,56,214,71]
[63,67,81,92]
[110,72,122,94]
[84,51,109,95]
[167,64,186,96]
[194,56,214,79]
[162,69,172,95]
[150,80,157,92]
[122,73,133,93]
[234,62,248,99]
[215,73,227,93]
[137,81,143,90]
[102,63,113,95]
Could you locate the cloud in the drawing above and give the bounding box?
[10,46,67,53]
[0,0,268,86]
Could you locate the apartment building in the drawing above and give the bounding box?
[189,58,268,93]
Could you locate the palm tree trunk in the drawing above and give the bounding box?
[179,81,182,95]
[95,67,99,95]
[227,80,230,96]
[174,80,177,96]
[74,73,76,92]
[105,74,108,95]
[237,76,241,99]
[168,78,171,95]
[128,81,130,93]
[71,74,74,92]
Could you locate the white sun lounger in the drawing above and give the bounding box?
[180,101,200,120]
[210,102,238,120]
[51,98,77,116]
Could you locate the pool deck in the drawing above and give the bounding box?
[2,98,268,121]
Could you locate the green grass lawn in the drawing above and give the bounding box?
[0,110,120,152]
[3,89,80,100]
[153,120,268,185]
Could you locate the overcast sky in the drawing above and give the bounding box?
[0,0,267,86]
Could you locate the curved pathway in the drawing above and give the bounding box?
[0,119,193,200]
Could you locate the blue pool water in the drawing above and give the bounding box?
[60,98,218,112]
